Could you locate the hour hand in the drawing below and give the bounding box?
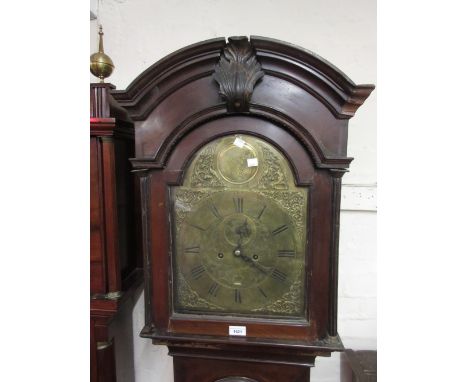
[239,253,269,274]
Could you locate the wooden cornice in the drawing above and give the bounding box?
[111,36,373,121]
[110,36,374,169]
[250,36,375,119]
[111,38,227,121]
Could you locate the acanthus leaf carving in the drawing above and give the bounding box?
[213,36,264,112]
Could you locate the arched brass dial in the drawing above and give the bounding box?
[171,134,307,318]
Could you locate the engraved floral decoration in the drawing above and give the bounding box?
[252,278,304,315]
[173,189,212,232]
[175,270,221,310]
[258,146,288,190]
[259,190,305,240]
[190,144,223,188]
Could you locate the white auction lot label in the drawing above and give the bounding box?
[233,137,246,148]
[247,157,258,167]
[229,325,247,336]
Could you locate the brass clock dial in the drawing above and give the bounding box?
[178,190,298,312]
[171,135,308,318]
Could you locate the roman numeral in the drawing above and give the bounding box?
[184,246,200,254]
[271,269,287,283]
[278,250,295,257]
[191,265,206,280]
[271,224,288,236]
[233,197,243,213]
[209,203,222,219]
[208,282,220,297]
[257,205,266,220]
[187,222,205,231]
[258,287,267,298]
[234,289,242,303]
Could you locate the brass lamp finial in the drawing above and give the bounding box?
[90,25,114,82]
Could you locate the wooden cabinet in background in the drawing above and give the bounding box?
[90,83,142,382]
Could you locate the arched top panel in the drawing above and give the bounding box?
[159,116,317,186]
[113,36,374,169]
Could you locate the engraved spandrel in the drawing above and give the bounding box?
[252,278,304,315]
[257,146,288,190]
[175,269,222,310]
[259,190,306,240]
[190,144,223,188]
[251,264,304,316]
[173,189,213,232]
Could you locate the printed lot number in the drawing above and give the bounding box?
[229,326,247,336]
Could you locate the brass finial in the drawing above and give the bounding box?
[90,25,114,82]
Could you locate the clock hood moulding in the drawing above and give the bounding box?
[111,36,374,170]
[112,36,374,120]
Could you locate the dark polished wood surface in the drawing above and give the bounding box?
[341,350,377,382]
[135,116,336,344]
[173,356,310,382]
[111,36,374,381]
[112,36,374,168]
[90,83,143,382]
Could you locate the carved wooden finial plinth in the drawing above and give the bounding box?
[90,83,131,123]
[213,36,264,112]
[90,83,116,118]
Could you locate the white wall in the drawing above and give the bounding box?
[92,1,376,381]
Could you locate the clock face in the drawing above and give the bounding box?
[171,135,308,318]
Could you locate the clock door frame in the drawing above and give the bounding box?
[113,36,374,359]
[143,116,330,342]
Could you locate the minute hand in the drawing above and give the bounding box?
[239,253,270,274]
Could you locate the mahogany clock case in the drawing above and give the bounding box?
[110,35,374,366]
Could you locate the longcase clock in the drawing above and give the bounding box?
[112,36,374,382]
[90,83,142,382]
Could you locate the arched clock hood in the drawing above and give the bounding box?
[111,36,374,170]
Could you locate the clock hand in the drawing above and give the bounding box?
[233,222,270,273]
[240,253,269,274]
[235,219,251,245]
[235,223,245,248]
[233,248,270,275]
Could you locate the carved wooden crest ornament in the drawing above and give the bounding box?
[213,36,264,112]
